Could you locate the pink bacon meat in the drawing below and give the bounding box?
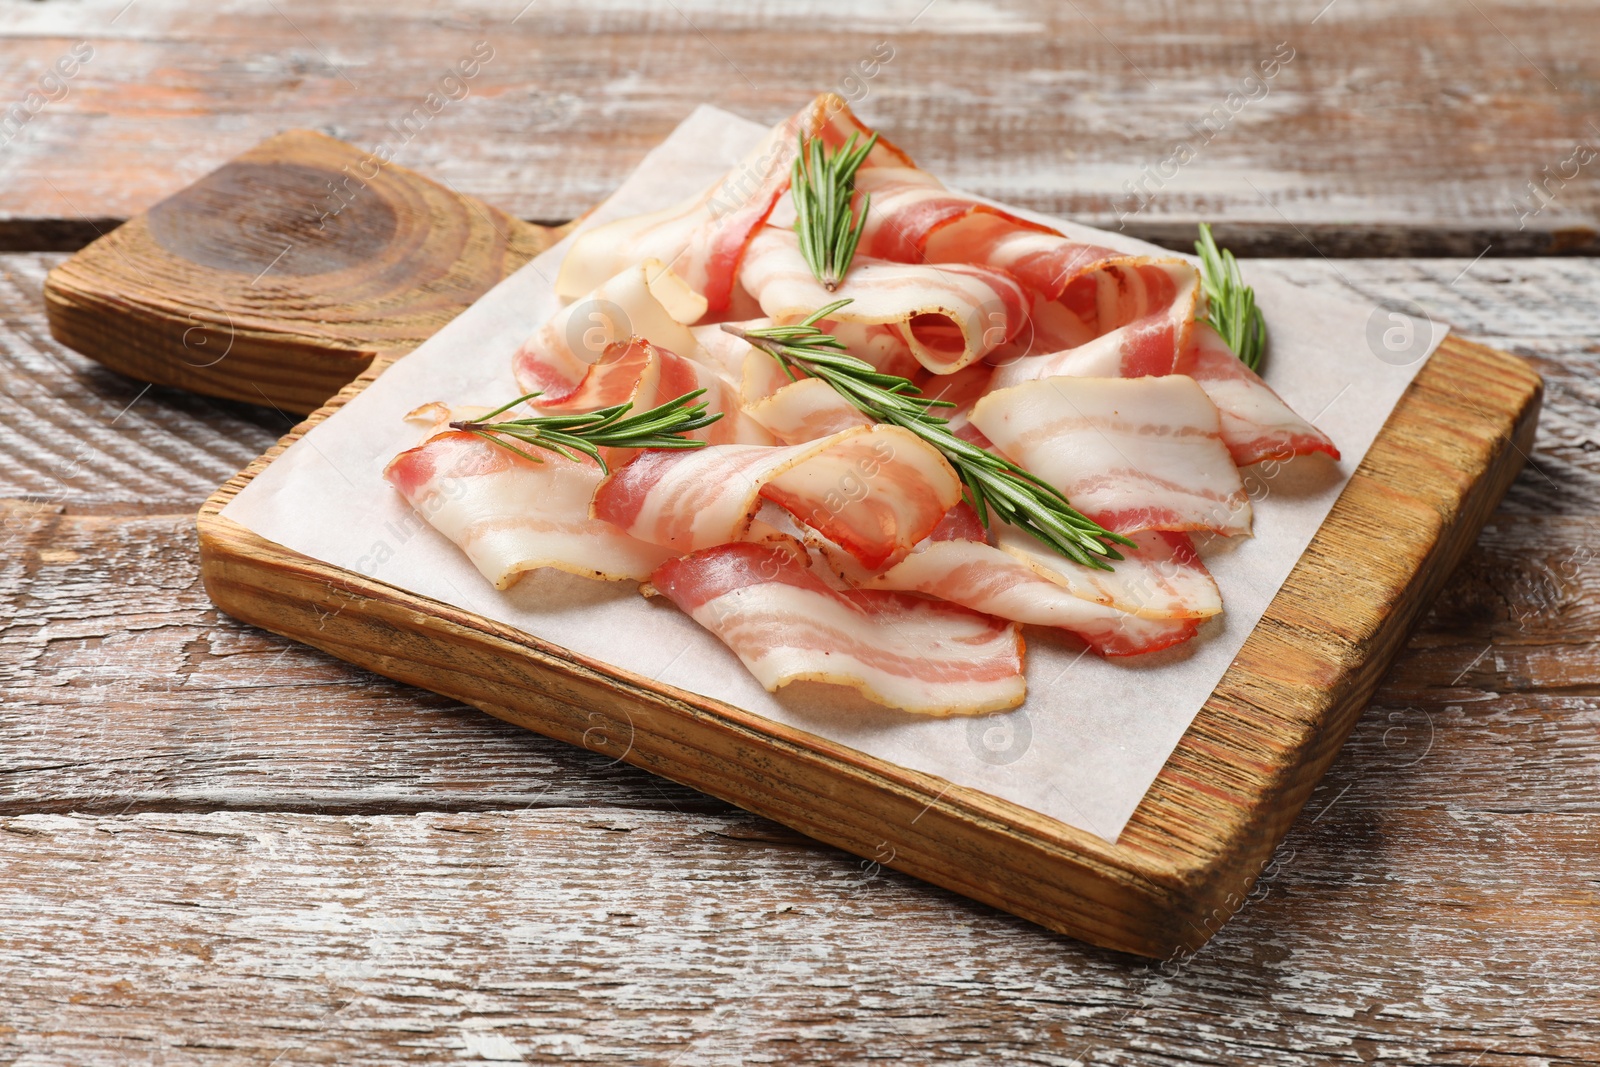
[384,429,670,587]
[865,505,1221,657]
[739,226,1030,374]
[970,375,1252,537]
[524,336,771,449]
[652,542,1026,716]
[555,94,892,315]
[592,424,962,570]
[1177,322,1341,466]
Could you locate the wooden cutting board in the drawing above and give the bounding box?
[44,132,1543,959]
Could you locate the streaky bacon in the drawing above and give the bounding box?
[970,375,1252,537]
[738,350,874,445]
[592,425,962,569]
[869,539,1202,657]
[384,429,670,587]
[863,506,1220,656]
[912,360,996,444]
[651,542,1026,715]
[529,336,772,450]
[992,526,1221,621]
[515,260,709,403]
[739,226,1030,374]
[555,94,884,314]
[852,162,1201,333]
[1177,322,1341,466]
[989,261,1201,389]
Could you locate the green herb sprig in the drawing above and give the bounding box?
[1195,222,1266,372]
[791,131,877,291]
[723,301,1134,570]
[450,390,722,474]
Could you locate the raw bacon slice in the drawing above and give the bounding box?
[869,539,1202,657]
[989,261,1201,389]
[555,94,874,314]
[855,166,1051,264]
[651,542,1025,715]
[691,317,771,377]
[932,215,1128,304]
[592,425,962,569]
[738,350,874,445]
[515,260,709,403]
[852,165,1171,315]
[1177,323,1341,466]
[385,429,670,587]
[810,95,917,168]
[739,226,1029,374]
[992,526,1221,621]
[532,336,772,448]
[970,375,1252,536]
[911,361,996,445]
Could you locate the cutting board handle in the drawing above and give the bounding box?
[44,129,567,415]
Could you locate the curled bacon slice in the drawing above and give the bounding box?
[529,336,772,450]
[384,428,670,587]
[651,542,1026,715]
[739,227,1029,374]
[870,539,1203,657]
[592,428,953,572]
[738,350,873,445]
[859,504,1220,657]
[993,525,1221,621]
[515,260,709,403]
[592,425,962,570]
[1177,323,1341,466]
[853,163,1187,321]
[555,94,895,314]
[989,261,1201,388]
[970,375,1252,537]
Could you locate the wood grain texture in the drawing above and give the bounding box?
[1,1,1597,256]
[190,331,1540,957]
[2,254,1595,1061]
[42,130,562,415]
[1,806,1595,1066]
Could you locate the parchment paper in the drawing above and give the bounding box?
[222,105,1446,843]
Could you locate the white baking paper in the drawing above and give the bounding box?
[222,105,1445,843]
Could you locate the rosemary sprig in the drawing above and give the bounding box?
[449,390,722,474]
[1195,222,1266,372]
[791,131,877,291]
[723,301,1134,570]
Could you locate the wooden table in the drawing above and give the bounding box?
[3,3,1596,1063]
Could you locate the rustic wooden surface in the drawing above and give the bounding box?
[5,0,1599,1057]
[3,251,1597,1062]
[1,0,1598,256]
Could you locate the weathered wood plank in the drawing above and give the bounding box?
[0,255,282,508]
[1,1,1596,255]
[0,500,731,817]
[0,806,1593,1066]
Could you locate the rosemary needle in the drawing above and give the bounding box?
[449,390,722,474]
[1195,222,1267,372]
[791,131,877,291]
[723,301,1134,570]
